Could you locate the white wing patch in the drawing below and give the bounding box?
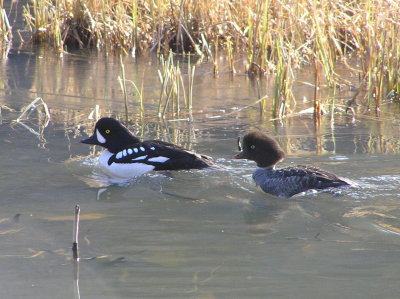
[132,155,148,161]
[116,148,143,160]
[113,150,168,163]
[147,156,170,163]
[96,129,106,144]
[140,146,145,152]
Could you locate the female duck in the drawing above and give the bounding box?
[234,131,352,198]
[81,117,214,178]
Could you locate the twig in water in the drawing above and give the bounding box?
[72,205,80,261]
[16,97,50,125]
[88,105,100,121]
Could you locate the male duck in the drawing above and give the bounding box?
[234,131,352,198]
[81,117,214,178]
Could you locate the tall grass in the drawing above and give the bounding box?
[0,0,12,45]
[116,52,195,120]
[18,0,400,111]
[157,52,195,119]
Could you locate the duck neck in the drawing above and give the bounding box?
[108,133,140,153]
[258,165,276,171]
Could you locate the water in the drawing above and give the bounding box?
[0,48,400,298]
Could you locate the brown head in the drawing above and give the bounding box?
[234,131,285,168]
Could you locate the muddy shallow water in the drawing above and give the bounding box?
[0,48,400,298]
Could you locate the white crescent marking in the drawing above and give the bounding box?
[96,129,106,144]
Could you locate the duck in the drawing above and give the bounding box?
[80,117,214,178]
[233,131,353,198]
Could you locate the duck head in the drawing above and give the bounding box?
[80,117,140,153]
[234,131,285,168]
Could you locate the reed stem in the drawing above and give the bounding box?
[119,55,129,124]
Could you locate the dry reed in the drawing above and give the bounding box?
[0,0,12,46]
[7,0,398,114]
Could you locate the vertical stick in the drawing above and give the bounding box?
[72,205,80,261]
[73,258,81,299]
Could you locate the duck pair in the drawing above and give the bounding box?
[81,117,352,198]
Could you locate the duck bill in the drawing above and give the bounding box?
[80,134,101,146]
[233,151,247,159]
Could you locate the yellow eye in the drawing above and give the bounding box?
[105,129,110,134]
[250,145,255,149]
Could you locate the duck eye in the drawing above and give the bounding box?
[250,145,256,150]
[105,129,110,134]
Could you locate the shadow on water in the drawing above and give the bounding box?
[0,48,400,298]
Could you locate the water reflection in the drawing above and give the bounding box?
[1,48,400,157]
[6,50,36,91]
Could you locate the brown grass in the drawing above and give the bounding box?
[0,0,395,116]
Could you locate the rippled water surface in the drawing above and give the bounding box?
[0,49,400,298]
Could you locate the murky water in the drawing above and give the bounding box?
[1,48,400,299]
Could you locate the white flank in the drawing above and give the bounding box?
[116,152,123,159]
[127,148,133,155]
[98,150,114,168]
[132,155,147,161]
[140,146,145,152]
[147,156,170,163]
[98,150,154,178]
[96,129,106,144]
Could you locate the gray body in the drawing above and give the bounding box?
[252,165,351,198]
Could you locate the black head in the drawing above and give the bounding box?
[80,117,140,153]
[233,131,285,168]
